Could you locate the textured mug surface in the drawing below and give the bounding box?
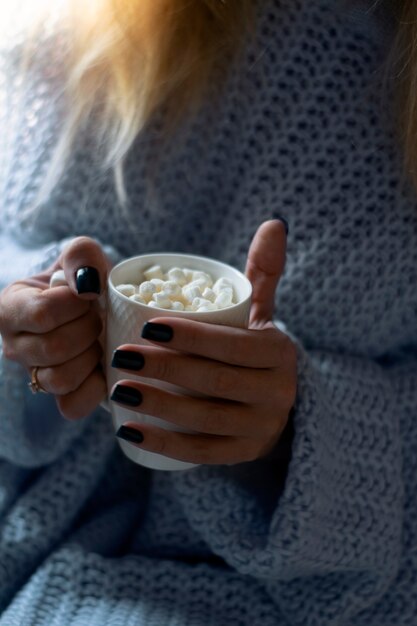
[107,253,252,471]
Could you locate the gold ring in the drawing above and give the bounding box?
[28,366,48,394]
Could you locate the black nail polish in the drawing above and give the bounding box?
[111,384,143,407]
[75,267,101,294]
[141,322,173,342]
[112,350,145,371]
[116,425,144,444]
[271,213,289,236]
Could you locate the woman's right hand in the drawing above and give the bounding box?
[0,237,111,419]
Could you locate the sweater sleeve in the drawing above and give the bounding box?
[172,338,411,624]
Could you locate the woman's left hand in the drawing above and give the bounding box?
[111,219,297,465]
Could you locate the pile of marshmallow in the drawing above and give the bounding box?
[116,264,236,312]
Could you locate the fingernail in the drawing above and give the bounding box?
[141,322,173,342]
[116,425,144,445]
[111,384,143,407]
[111,350,145,371]
[272,213,289,235]
[75,267,101,294]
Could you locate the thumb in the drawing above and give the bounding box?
[245,219,287,326]
[58,236,111,300]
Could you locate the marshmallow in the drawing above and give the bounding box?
[150,278,164,292]
[129,293,146,304]
[152,291,172,309]
[191,271,213,289]
[117,264,237,312]
[116,283,136,297]
[167,267,187,286]
[144,265,164,280]
[183,283,203,303]
[202,287,215,302]
[191,277,210,290]
[215,288,234,309]
[213,277,233,295]
[163,280,182,297]
[192,297,216,312]
[138,281,156,301]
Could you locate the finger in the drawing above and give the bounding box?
[141,317,284,368]
[56,367,107,420]
[118,422,260,465]
[0,284,91,335]
[245,219,287,326]
[14,309,102,367]
[110,380,259,437]
[58,236,111,300]
[35,342,103,395]
[112,344,276,403]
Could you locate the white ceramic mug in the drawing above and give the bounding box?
[106,253,252,471]
[51,252,252,471]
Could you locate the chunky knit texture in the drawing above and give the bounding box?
[1,1,417,624]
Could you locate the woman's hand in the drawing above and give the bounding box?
[0,237,110,419]
[111,220,297,465]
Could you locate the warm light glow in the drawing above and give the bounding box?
[0,1,65,41]
[1,0,254,210]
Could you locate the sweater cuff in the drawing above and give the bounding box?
[172,338,403,620]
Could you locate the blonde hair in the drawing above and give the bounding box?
[12,0,254,208]
[4,1,417,205]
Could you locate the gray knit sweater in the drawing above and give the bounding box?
[0,1,416,624]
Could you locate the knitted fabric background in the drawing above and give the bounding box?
[0,0,416,624]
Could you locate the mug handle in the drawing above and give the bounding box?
[49,269,111,412]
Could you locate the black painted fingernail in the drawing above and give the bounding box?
[111,384,143,407]
[116,425,144,444]
[75,267,101,294]
[111,350,145,371]
[141,322,173,342]
[272,213,289,235]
